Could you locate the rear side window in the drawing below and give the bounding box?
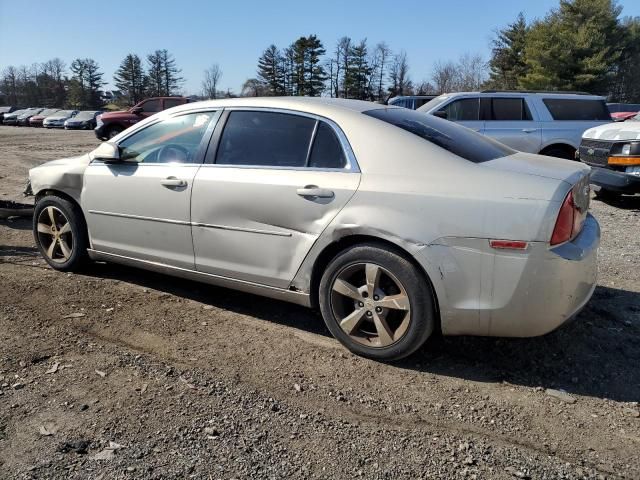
[443,98,480,121]
[216,111,316,167]
[309,122,347,169]
[543,99,611,121]
[489,98,532,121]
[364,108,515,163]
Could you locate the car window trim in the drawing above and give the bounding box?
[92,109,222,167]
[204,107,360,173]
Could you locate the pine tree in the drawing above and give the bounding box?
[146,49,183,96]
[114,54,146,105]
[68,58,104,108]
[488,13,529,90]
[345,39,371,100]
[257,45,285,95]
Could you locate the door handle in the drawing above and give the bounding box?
[296,185,335,199]
[522,128,538,133]
[161,177,187,188]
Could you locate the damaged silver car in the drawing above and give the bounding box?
[28,98,599,360]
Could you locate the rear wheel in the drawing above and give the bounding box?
[319,244,435,361]
[33,196,89,271]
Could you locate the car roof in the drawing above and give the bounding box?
[168,97,392,117]
[436,91,605,101]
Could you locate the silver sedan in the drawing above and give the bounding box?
[28,98,599,360]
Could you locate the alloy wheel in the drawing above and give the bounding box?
[36,206,73,263]
[330,262,411,348]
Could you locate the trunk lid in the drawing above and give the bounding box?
[483,152,590,185]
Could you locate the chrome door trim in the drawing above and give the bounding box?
[88,210,295,237]
[86,249,311,307]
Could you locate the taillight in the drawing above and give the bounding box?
[550,190,586,246]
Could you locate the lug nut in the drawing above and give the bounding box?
[366,311,372,316]
[358,302,364,307]
[373,295,379,301]
[376,307,382,313]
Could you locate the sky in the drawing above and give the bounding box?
[1,0,640,95]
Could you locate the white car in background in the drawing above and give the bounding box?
[419,91,612,159]
[43,110,78,128]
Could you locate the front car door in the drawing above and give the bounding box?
[191,109,360,288]
[82,110,220,269]
[481,96,542,153]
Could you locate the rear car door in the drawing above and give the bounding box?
[482,96,542,153]
[191,109,360,288]
[82,110,220,269]
[440,97,484,132]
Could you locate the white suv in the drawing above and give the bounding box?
[418,91,612,159]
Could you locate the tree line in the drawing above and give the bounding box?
[0,49,185,109]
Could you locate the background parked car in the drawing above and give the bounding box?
[388,95,438,110]
[418,91,612,159]
[64,110,102,130]
[611,111,639,122]
[16,108,44,126]
[578,111,640,198]
[2,108,30,125]
[0,106,18,123]
[43,110,78,128]
[28,108,61,127]
[95,96,192,140]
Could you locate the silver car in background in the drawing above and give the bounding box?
[43,110,78,128]
[419,91,612,159]
[28,98,599,360]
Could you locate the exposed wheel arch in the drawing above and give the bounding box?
[539,143,577,160]
[309,234,441,332]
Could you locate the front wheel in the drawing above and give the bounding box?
[319,244,435,361]
[106,126,123,139]
[33,196,89,271]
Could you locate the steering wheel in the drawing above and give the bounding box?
[157,144,191,163]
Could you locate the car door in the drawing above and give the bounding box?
[481,97,542,153]
[191,109,361,289]
[82,110,220,269]
[440,97,484,133]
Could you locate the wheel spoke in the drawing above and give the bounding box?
[37,223,53,235]
[365,264,381,297]
[377,293,410,311]
[332,278,362,301]
[58,238,72,260]
[372,312,394,346]
[339,308,366,335]
[46,239,57,259]
[58,222,71,234]
[47,206,56,226]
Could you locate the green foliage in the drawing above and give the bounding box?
[488,13,529,90]
[68,58,104,109]
[257,45,285,96]
[114,54,146,106]
[146,49,183,97]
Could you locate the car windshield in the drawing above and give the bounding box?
[417,95,451,112]
[40,109,59,116]
[364,107,515,163]
[55,111,74,117]
[74,111,97,120]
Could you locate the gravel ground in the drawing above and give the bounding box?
[0,125,639,479]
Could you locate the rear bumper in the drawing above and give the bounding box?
[416,214,600,337]
[588,166,640,194]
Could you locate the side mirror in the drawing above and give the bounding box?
[91,142,120,162]
[433,110,448,119]
[130,106,143,115]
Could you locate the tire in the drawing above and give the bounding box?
[106,125,123,139]
[594,188,622,200]
[33,195,89,272]
[540,146,576,160]
[319,243,435,361]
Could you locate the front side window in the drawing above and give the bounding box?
[216,111,316,167]
[141,99,161,113]
[118,112,215,164]
[364,108,515,163]
[443,98,480,121]
[164,98,184,109]
[489,98,532,121]
[543,99,611,121]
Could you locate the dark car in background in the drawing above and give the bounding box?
[0,106,18,123]
[387,95,438,110]
[95,96,192,140]
[2,108,29,125]
[64,110,102,130]
[15,108,44,126]
[28,108,61,127]
[43,110,78,128]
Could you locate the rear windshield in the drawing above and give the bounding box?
[543,99,611,121]
[364,108,515,163]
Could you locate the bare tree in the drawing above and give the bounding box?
[432,53,488,93]
[202,64,223,99]
[388,51,412,97]
[432,60,458,93]
[371,42,392,101]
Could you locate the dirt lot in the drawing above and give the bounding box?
[0,125,639,479]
